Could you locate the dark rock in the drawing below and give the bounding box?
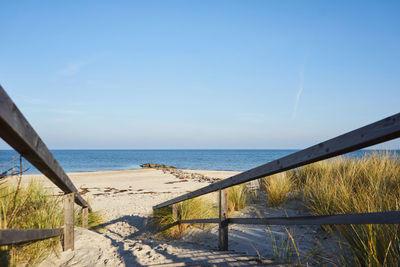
[140,163,177,169]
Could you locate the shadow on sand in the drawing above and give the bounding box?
[93,214,278,266]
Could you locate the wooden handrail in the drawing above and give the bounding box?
[154,112,400,251]
[178,211,400,225]
[227,211,400,225]
[154,112,400,209]
[0,228,63,246]
[0,86,90,209]
[0,85,91,250]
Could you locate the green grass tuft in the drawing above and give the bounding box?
[75,201,103,229]
[228,184,249,213]
[151,195,218,238]
[144,152,400,266]
[291,152,400,266]
[0,180,63,266]
[262,173,293,207]
[0,179,102,266]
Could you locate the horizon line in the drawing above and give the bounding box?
[0,148,397,151]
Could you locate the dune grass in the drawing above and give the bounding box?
[152,184,252,238]
[266,226,302,265]
[290,152,400,266]
[0,179,102,266]
[0,180,63,266]
[151,195,219,238]
[262,173,294,207]
[228,184,249,214]
[75,202,103,230]
[153,153,400,265]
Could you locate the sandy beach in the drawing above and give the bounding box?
[24,169,239,219]
[15,168,338,266]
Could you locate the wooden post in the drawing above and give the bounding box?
[172,203,180,232]
[82,207,88,228]
[172,203,179,220]
[63,193,74,251]
[218,188,228,250]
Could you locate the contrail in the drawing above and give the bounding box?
[292,69,304,120]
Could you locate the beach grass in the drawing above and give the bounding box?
[289,152,400,266]
[152,184,252,238]
[266,226,302,265]
[148,152,400,265]
[75,202,103,229]
[151,195,218,238]
[0,180,63,266]
[0,179,102,266]
[228,184,249,213]
[262,173,294,207]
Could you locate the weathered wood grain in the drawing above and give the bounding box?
[63,193,74,251]
[0,228,62,245]
[82,207,89,228]
[179,218,219,224]
[0,86,89,209]
[172,203,179,220]
[154,112,400,209]
[219,189,229,251]
[227,211,400,225]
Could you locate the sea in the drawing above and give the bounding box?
[0,149,398,175]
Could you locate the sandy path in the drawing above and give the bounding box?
[24,168,340,266]
[29,169,278,266]
[25,169,239,218]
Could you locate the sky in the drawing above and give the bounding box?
[0,0,399,149]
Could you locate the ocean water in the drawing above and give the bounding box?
[1,149,398,175]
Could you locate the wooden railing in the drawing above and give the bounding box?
[154,112,400,250]
[0,86,90,250]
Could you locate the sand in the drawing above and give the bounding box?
[24,169,238,218]
[17,168,340,266]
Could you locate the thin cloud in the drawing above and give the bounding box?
[15,94,47,104]
[292,69,304,120]
[59,60,88,76]
[50,109,82,115]
[237,112,266,124]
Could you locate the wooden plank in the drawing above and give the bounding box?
[82,207,88,228]
[0,86,89,209]
[0,228,62,245]
[228,211,400,225]
[63,193,74,251]
[154,112,400,209]
[219,189,228,251]
[179,218,220,224]
[170,210,400,225]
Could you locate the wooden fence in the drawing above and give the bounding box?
[154,112,400,250]
[0,86,90,250]
[2,82,399,253]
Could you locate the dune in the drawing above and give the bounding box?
[19,168,338,266]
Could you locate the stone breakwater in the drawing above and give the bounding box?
[140,163,177,169]
[140,163,221,183]
[166,168,222,183]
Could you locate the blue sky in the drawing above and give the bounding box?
[0,1,399,149]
